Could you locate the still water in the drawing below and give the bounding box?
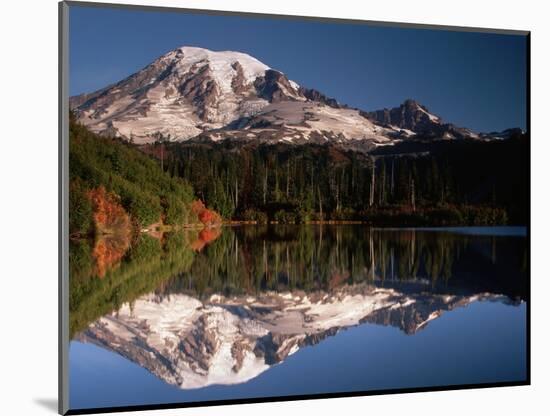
[69,226,528,410]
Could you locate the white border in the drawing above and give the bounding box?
[2,1,549,416]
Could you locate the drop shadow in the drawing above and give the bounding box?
[34,398,58,413]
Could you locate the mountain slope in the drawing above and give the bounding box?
[70,46,305,143]
[363,99,479,140]
[70,46,522,147]
[194,101,398,148]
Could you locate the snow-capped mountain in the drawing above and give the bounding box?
[76,284,513,390]
[70,46,521,146]
[70,46,306,143]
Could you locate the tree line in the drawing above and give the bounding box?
[157,136,528,226]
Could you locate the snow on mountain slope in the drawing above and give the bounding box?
[196,101,397,146]
[175,47,270,93]
[70,46,304,143]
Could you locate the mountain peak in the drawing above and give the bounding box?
[402,98,420,107]
[69,46,492,146]
[158,46,271,95]
[165,46,271,73]
[70,46,303,143]
[361,98,479,140]
[401,99,439,121]
[365,99,438,129]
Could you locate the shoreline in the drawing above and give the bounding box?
[222,220,522,227]
[70,222,525,242]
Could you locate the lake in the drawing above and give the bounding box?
[69,225,528,411]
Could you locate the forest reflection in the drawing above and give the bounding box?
[69,225,527,338]
[167,226,527,299]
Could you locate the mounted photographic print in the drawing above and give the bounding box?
[59,1,530,414]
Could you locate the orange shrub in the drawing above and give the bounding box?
[190,227,222,252]
[191,199,222,227]
[198,227,221,243]
[87,186,131,234]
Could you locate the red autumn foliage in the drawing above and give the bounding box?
[199,209,221,226]
[190,227,222,252]
[191,199,222,227]
[199,227,222,244]
[87,186,131,234]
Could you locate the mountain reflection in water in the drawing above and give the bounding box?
[69,226,527,397]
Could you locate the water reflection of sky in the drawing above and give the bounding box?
[70,301,526,410]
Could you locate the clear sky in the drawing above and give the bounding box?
[69,5,527,132]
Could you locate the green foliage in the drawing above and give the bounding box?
[127,233,162,261]
[69,233,195,337]
[69,178,93,236]
[69,239,94,284]
[69,117,195,231]
[126,192,161,227]
[164,195,187,225]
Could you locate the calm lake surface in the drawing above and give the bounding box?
[69,226,528,410]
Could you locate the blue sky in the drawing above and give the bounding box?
[69,5,527,132]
